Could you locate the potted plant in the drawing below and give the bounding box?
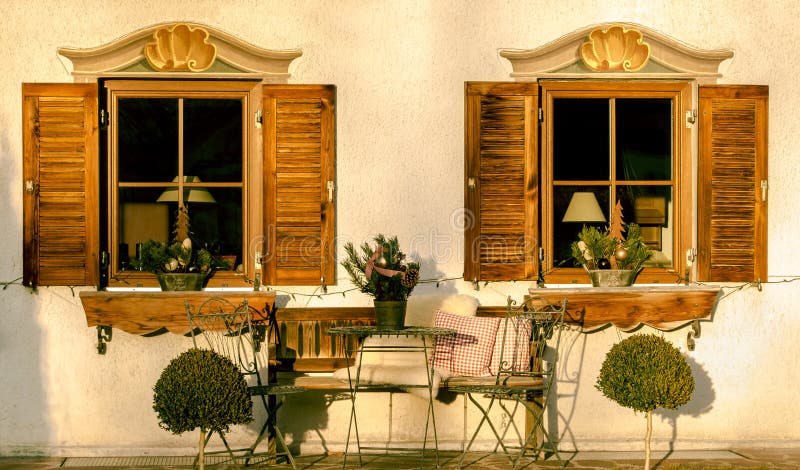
[153,348,253,470]
[341,234,420,329]
[130,237,214,291]
[570,200,652,286]
[595,334,695,470]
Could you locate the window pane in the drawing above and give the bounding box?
[615,185,673,267]
[184,99,243,182]
[553,186,610,268]
[553,98,609,181]
[118,187,171,270]
[616,99,672,181]
[118,98,178,182]
[187,188,243,269]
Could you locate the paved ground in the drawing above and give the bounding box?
[2,449,800,469]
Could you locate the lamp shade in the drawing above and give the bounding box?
[156,176,216,204]
[562,192,606,223]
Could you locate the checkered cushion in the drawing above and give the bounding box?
[490,317,533,375]
[434,310,500,376]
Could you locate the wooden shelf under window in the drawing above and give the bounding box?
[527,285,721,332]
[79,290,276,336]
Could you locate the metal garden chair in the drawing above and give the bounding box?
[185,298,304,468]
[449,295,567,468]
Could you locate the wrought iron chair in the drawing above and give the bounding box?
[185,298,304,468]
[449,295,567,468]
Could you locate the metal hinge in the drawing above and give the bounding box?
[538,107,543,122]
[761,179,768,202]
[255,109,263,128]
[685,109,697,128]
[99,109,109,130]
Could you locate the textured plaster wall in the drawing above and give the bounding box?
[1,0,800,456]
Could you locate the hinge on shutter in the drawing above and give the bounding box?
[685,109,697,128]
[99,109,109,131]
[538,107,543,122]
[255,109,263,128]
[761,179,768,202]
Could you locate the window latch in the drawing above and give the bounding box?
[327,180,335,202]
[685,109,697,128]
[99,109,109,131]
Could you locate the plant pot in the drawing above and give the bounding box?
[587,269,639,287]
[373,300,407,330]
[156,272,208,291]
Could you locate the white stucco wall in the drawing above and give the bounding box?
[2,0,799,456]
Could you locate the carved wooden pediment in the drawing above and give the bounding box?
[58,21,302,82]
[500,22,733,83]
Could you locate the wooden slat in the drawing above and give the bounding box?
[263,85,335,286]
[23,84,99,287]
[698,85,768,282]
[464,82,538,282]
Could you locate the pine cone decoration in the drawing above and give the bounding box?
[401,268,419,289]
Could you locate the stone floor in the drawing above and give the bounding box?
[2,449,800,469]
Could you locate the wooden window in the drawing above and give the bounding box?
[22,82,336,288]
[262,85,336,285]
[22,84,99,287]
[540,81,692,284]
[697,85,768,282]
[465,81,767,284]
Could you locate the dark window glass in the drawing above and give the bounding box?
[184,99,243,182]
[553,98,609,181]
[118,98,178,182]
[616,99,672,181]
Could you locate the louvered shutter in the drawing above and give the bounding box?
[22,83,99,287]
[698,85,768,282]
[263,85,335,285]
[464,82,539,281]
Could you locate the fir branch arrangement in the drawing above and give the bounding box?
[131,238,213,274]
[570,200,652,272]
[341,234,420,301]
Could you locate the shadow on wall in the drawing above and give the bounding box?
[654,355,715,461]
[0,129,51,452]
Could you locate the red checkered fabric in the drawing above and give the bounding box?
[490,317,533,375]
[433,310,500,377]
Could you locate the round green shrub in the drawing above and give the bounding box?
[596,334,694,413]
[153,348,253,435]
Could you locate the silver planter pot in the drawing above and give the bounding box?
[587,269,639,287]
[156,272,208,291]
[373,300,407,330]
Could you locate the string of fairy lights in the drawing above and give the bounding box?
[4,272,800,305]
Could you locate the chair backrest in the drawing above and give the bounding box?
[185,298,267,387]
[493,295,566,385]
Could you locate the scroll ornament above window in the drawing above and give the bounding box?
[143,23,217,72]
[579,25,650,72]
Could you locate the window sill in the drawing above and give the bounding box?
[527,285,721,332]
[79,290,276,336]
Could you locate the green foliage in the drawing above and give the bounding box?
[341,234,420,301]
[596,334,694,414]
[130,238,213,274]
[570,223,652,271]
[153,348,253,435]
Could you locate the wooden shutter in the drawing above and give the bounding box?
[22,83,99,287]
[464,82,539,281]
[263,85,335,285]
[698,85,768,282]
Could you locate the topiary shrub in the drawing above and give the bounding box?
[153,348,253,470]
[596,334,694,470]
